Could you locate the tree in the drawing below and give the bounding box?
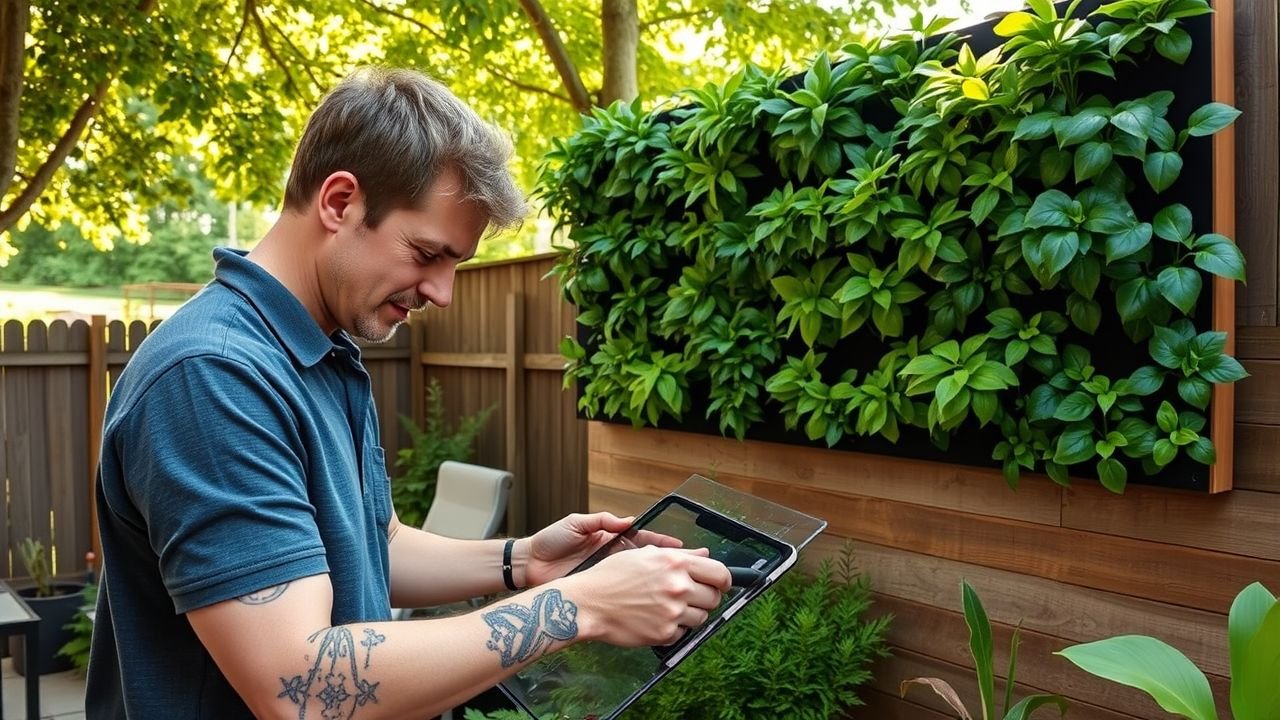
[1,0,918,261]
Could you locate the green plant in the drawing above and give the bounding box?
[18,538,53,598]
[465,544,890,719]
[902,580,1069,719]
[391,378,495,528]
[57,581,99,675]
[546,0,1247,494]
[1057,581,1280,720]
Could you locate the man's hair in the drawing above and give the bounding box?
[283,67,526,232]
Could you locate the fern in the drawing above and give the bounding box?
[391,378,495,528]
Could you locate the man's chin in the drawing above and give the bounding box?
[352,318,403,344]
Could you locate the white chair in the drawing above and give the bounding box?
[421,461,513,540]
[392,461,513,621]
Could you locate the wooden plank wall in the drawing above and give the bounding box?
[588,2,1279,717]
[411,253,587,535]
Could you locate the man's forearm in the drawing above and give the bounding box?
[387,525,528,607]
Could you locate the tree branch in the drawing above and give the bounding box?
[263,13,329,90]
[516,0,592,113]
[356,0,571,104]
[222,0,251,74]
[0,0,156,235]
[247,0,299,96]
[0,0,30,200]
[0,78,109,234]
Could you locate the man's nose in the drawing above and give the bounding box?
[420,266,456,308]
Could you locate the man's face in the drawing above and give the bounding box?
[320,167,487,343]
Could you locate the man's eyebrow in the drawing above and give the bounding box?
[412,237,470,261]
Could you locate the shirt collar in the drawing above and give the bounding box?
[212,247,352,368]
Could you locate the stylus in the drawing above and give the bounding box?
[729,566,764,587]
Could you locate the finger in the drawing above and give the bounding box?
[686,556,732,590]
[630,529,684,549]
[684,582,726,611]
[680,606,711,630]
[570,512,634,534]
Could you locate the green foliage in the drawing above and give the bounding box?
[465,543,890,719]
[901,580,1068,720]
[3,0,916,262]
[18,538,52,598]
[549,1,1246,492]
[1057,582,1280,720]
[391,378,495,528]
[57,582,99,676]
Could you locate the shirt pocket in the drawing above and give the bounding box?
[363,444,393,533]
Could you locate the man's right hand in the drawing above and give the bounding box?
[561,545,731,647]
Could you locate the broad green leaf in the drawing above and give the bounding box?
[1043,230,1080,274]
[962,581,997,720]
[1156,266,1203,315]
[1154,204,1194,243]
[1229,583,1277,702]
[1054,112,1110,147]
[1153,438,1178,466]
[772,276,805,301]
[1105,223,1153,263]
[1096,457,1127,493]
[1144,151,1184,193]
[902,354,956,377]
[1127,366,1166,396]
[1198,354,1249,383]
[1157,400,1179,433]
[1193,238,1247,281]
[1155,27,1193,63]
[994,10,1036,36]
[1053,391,1095,422]
[1054,428,1096,465]
[1150,325,1186,369]
[1187,102,1243,137]
[1074,141,1113,182]
[1025,190,1075,228]
[1233,600,1280,720]
[1040,147,1072,187]
[1057,636,1218,720]
[1014,111,1057,141]
[1178,377,1211,409]
[1187,436,1216,464]
[1002,695,1068,720]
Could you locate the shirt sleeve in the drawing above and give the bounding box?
[118,354,330,613]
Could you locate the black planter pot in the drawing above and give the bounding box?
[8,582,86,676]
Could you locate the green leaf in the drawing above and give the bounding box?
[1193,238,1247,281]
[1150,325,1186,369]
[1040,147,1071,186]
[1187,102,1243,137]
[1043,230,1080,275]
[1127,366,1166,396]
[1153,438,1178,466]
[902,354,957,377]
[772,276,805,301]
[1054,428,1097,465]
[1144,151,1184,193]
[962,581,997,720]
[1096,457,1127,493]
[1068,295,1102,334]
[1054,112,1110,147]
[1003,695,1068,720]
[1025,190,1075,228]
[1054,392,1096,422]
[994,10,1037,36]
[1187,436,1216,464]
[1157,400,1179,433]
[1157,266,1203,315]
[1074,141,1113,182]
[1154,204,1194,243]
[1229,583,1280,720]
[1105,223,1153,263]
[1178,377,1212,409]
[1199,354,1249,383]
[1014,111,1057,141]
[1155,27,1193,63]
[1057,636,1219,720]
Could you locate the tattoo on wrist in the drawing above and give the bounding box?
[277,626,384,716]
[238,583,290,605]
[483,589,579,668]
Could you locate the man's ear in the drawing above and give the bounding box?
[316,171,363,233]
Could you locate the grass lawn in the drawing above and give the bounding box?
[0,282,189,325]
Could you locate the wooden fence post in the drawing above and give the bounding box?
[505,292,526,536]
[87,315,106,569]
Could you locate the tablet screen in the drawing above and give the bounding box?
[498,493,797,719]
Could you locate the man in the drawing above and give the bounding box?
[88,67,730,719]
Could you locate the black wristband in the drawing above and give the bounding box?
[502,538,518,591]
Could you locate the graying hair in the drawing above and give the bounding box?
[283,67,526,232]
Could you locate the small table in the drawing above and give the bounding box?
[0,579,40,720]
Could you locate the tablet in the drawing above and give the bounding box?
[497,475,827,719]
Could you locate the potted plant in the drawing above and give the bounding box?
[8,538,88,676]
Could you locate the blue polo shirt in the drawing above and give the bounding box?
[87,248,393,719]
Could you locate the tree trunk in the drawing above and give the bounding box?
[0,0,30,200]
[518,0,593,113]
[600,0,638,106]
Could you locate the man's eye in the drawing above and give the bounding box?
[417,250,436,264]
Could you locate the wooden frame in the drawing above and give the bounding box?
[1209,0,1236,492]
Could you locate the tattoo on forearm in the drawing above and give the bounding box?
[277,627,382,718]
[483,589,579,668]
[238,583,290,605]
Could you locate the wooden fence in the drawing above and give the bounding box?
[1,253,586,581]
[0,316,414,580]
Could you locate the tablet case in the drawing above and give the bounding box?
[497,474,827,719]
